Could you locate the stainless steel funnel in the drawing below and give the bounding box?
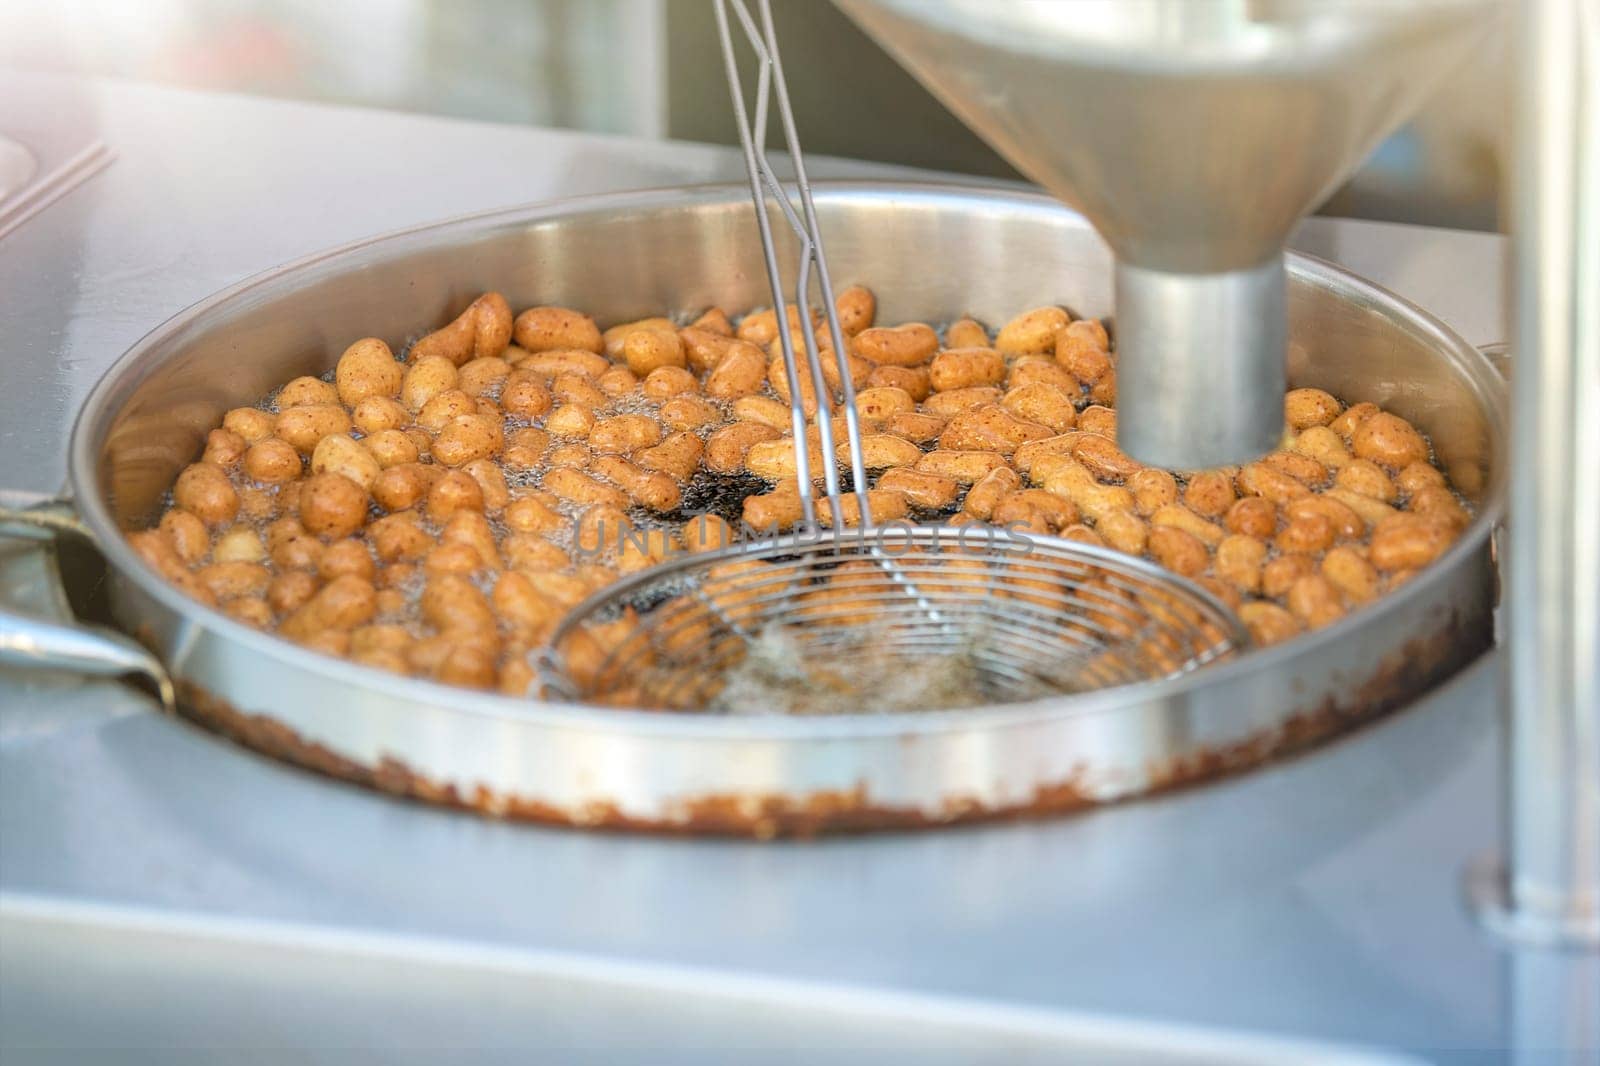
[836,0,1495,466]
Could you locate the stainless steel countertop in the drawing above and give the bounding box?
[2,71,1591,1062]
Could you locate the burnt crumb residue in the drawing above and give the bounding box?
[175,610,1480,837]
[648,466,960,530]
[608,580,686,619]
[675,471,773,525]
[656,468,871,527]
[917,500,965,523]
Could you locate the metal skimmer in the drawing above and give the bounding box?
[541,528,1246,712]
[534,0,1248,712]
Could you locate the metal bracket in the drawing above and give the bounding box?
[0,499,175,713]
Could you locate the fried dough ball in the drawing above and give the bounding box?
[138,287,1472,698]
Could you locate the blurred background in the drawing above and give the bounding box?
[0,0,1507,230]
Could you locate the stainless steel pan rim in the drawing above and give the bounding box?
[65,181,1504,742]
[5,180,1496,833]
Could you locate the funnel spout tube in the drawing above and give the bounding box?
[1113,257,1287,469]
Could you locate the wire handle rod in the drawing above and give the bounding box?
[712,0,953,636]
[713,0,872,530]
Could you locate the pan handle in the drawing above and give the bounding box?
[0,500,175,712]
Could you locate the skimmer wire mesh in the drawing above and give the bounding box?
[538,528,1247,714]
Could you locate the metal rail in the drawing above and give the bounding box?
[1470,0,1600,949]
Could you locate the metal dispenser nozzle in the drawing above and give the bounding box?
[835,0,1494,467]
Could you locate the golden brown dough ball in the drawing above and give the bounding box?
[300,472,369,539]
[335,338,403,406]
[173,463,239,526]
